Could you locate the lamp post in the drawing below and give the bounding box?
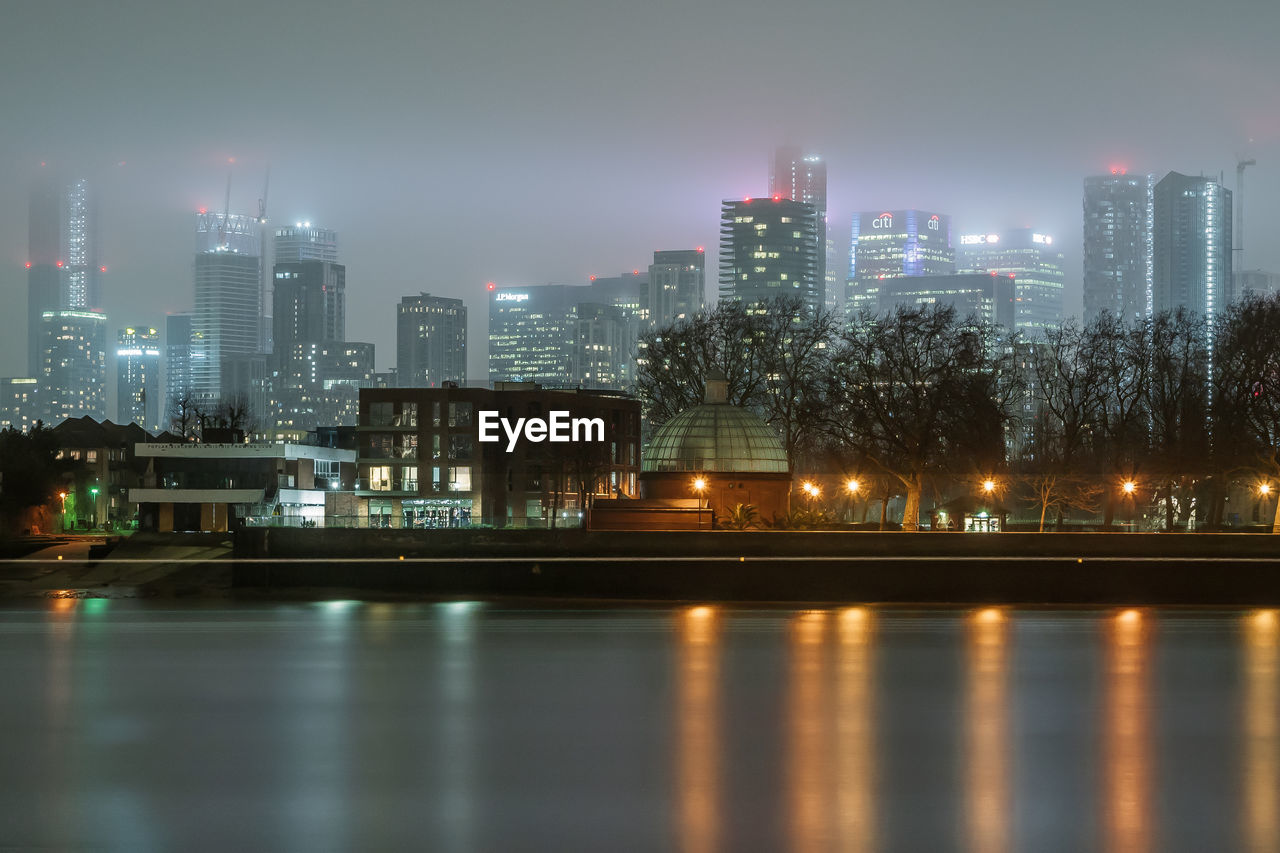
[1121,480,1137,531]
[692,477,708,531]
[846,478,860,524]
[89,486,99,530]
[58,492,67,533]
[1259,483,1276,531]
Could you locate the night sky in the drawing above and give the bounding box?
[3,0,1278,382]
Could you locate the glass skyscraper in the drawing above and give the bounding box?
[719,197,821,317]
[1083,171,1154,325]
[958,228,1065,337]
[1153,171,1233,323]
[846,210,954,322]
[116,326,161,431]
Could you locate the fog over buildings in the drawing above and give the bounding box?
[2,0,1279,387]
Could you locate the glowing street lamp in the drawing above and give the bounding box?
[1260,483,1273,497]
[982,479,996,494]
[1121,480,1137,496]
[58,491,67,532]
[692,477,709,530]
[846,479,860,494]
[89,486,99,530]
[801,481,820,500]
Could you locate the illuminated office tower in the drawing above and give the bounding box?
[272,261,346,358]
[26,176,101,373]
[879,273,1016,333]
[273,222,339,263]
[1153,171,1233,323]
[958,228,1065,336]
[396,293,468,388]
[488,283,629,388]
[0,378,40,432]
[116,326,161,431]
[719,197,820,316]
[192,247,261,403]
[164,313,194,416]
[1083,171,1154,324]
[846,210,954,322]
[646,249,706,328]
[771,147,831,312]
[40,309,107,423]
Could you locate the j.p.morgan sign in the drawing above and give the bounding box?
[478,410,605,452]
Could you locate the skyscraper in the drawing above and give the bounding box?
[771,147,831,313]
[0,378,40,432]
[646,249,706,328]
[164,312,194,419]
[192,248,261,403]
[1083,171,1154,324]
[487,283,630,389]
[958,228,1065,336]
[62,179,100,311]
[846,210,954,321]
[40,310,107,424]
[719,197,820,316]
[273,223,339,263]
[272,261,347,363]
[26,175,102,374]
[396,293,468,388]
[878,273,1016,332]
[116,326,161,431]
[1153,171,1233,322]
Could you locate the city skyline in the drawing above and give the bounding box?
[2,0,1277,384]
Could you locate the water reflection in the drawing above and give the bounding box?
[676,606,720,853]
[966,608,1009,853]
[1243,610,1278,853]
[788,610,831,852]
[436,600,478,853]
[1103,609,1152,853]
[835,607,876,853]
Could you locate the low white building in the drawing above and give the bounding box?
[130,441,356,532]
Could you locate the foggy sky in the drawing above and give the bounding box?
[3,0,1279,383]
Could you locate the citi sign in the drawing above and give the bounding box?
[871,212,894,229]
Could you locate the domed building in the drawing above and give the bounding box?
[590,375,791,530]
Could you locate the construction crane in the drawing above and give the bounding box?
[216,172,232,250]
[256,166,270,226]
[1236,157,1256,271]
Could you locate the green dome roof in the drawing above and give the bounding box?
[643,404,788,474]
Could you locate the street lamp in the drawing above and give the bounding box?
[982,479,996,495]
[801,481,820,501]
[692,477,708,530]
[846,479,861,525]
[846,479,860,495]
[1122,480,1136,495]
[89,486,99,530]
[58,492,67,532]
[1260,483,1273,497]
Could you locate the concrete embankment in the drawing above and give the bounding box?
[231,528,1280,605]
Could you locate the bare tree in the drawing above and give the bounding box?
[1143,309,1210,530]
[823,304,1011,530]
[1212,293,1280,532]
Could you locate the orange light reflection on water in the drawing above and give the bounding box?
[1244,610,1278,853]
[967,607,1010,853]
[677,606,720,853]
[1104,608,1152,853]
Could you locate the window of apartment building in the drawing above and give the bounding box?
[396,434,418,459]
[369,499,392,528]
[399,402,418,428]
[448,466,472,492]
[448,402,472,428]
[432,402,442,427]
[369,465,392,491]
[400,466,418,491]
[450,434,473,461]
[365,433,394,458]
[368,402,394,426]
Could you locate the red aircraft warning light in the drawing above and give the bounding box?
[25,262,32,269]
[56,261,64,268]
[486,281,496,291]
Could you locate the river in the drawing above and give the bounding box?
[0,600,1275,851]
